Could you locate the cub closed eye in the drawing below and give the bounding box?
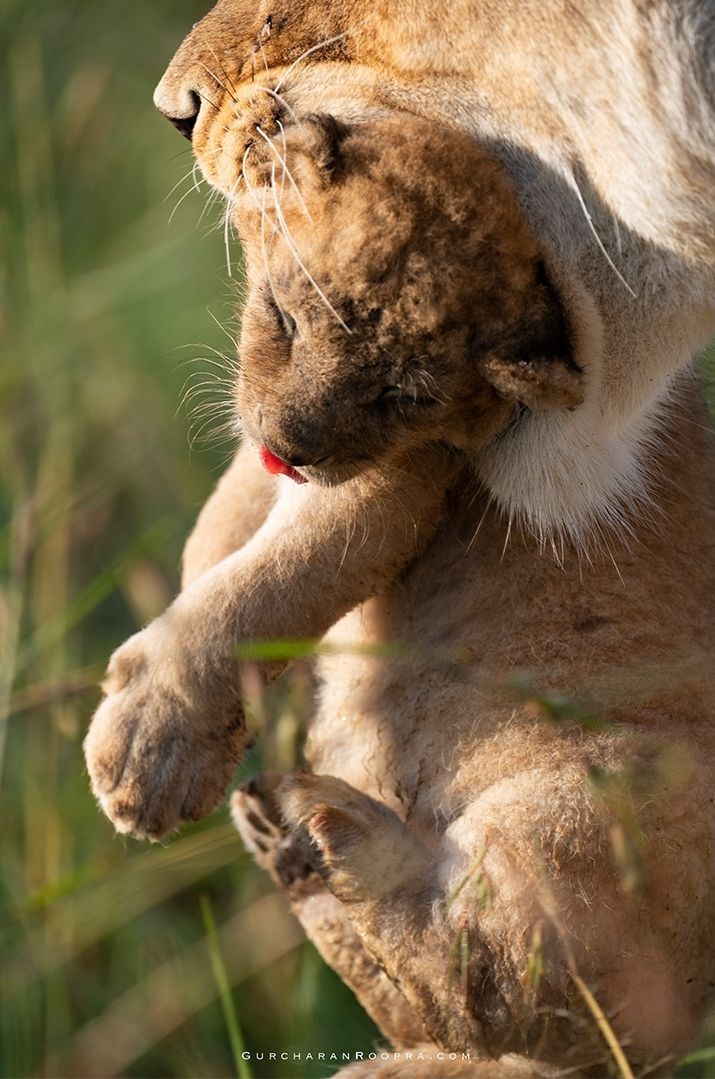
[265,291,297,339]
[372,385,441,409]
[281,311,297,338]
[376,386,402,402]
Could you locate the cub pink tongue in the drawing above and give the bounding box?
[259,445,308,484]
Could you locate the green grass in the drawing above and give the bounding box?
[2,2,715,1077]
[0,2,377,1075]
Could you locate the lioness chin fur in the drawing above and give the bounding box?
[85,5,715,1076]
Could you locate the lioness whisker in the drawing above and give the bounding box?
[256,125,313,222]
[198,187,223,228]
[202,40,239,101]
[252,85,298,123]
[168,164,206,225]
[567,169,637,299]
[269,162,352,334]
[466,501,492,553]
[99,17,715,1074]
[198,142,230,160]
[164,163,202,206]
[549,532,565,571]
[196,89,220,112]
[274,33,349,92]
[240,145,282,243]
[256,39,271,81]
[276,115,289,205]
[197,60,237,104]
[498,515,513,565]
[259,186,297,339]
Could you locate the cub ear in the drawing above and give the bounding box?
[475,261,584,411]
[284,113,351,185]
[481,353,584,411]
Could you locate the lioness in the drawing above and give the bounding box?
[85,4,715,1076]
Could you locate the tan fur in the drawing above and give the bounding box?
[84,6,715,1076]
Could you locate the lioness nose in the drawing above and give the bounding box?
[153,80,201,141]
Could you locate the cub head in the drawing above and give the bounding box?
[231,111,583,484]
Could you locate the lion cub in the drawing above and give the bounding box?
[85,107,715,1076]
[231,111,582,482]
[84,110,583,838]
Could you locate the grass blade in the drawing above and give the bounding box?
[200,893,252,1079]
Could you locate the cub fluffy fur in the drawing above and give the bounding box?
[85,4,715,1076]
[84,112,585,843]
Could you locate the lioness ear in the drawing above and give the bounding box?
[481,353,584,410]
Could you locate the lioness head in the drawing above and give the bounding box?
[229,109,582,484]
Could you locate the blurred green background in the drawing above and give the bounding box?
[2,2,715,1078]
[0,1,377,1076]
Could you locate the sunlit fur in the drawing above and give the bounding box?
[83,6,715,1078]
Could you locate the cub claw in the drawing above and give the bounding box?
[231,774,321,891]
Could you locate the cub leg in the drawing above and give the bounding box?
[182,441,277,587]
[278,766,704,1074]
[334,1054,563,1078]
[84,444,457,839]
[277,773,471,1046]
[231,773,427,1048]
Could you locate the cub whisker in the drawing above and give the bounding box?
[177,340,241,374]
[411,367,451,405]
[206,309,241,355]
[188,411,240,452]
[223,174,244,276]
[178,376,235,424]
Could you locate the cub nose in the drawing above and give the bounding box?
[153,80,201,141]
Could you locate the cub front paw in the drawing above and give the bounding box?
[84,626,248,840]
